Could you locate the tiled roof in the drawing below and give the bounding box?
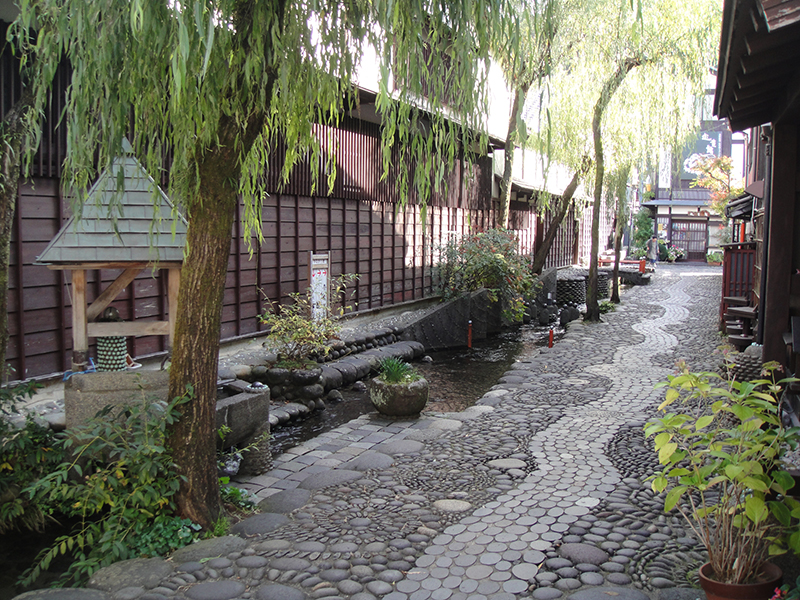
[36,148,187,265]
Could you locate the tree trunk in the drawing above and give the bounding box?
[611,209,624,302]
[499,85,530,229]
[0,87,35,382]
[166,118,261,528]
[585,60,639,321]
[530,159,589,275]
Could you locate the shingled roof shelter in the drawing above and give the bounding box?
[35,143,187,371]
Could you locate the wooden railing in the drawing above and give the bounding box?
[719,241,757,330]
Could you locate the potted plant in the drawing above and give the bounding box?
[369,357,428,417]
[645,363,800,600]
[707,251,724,266]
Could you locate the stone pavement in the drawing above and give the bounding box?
[17,264,724,600]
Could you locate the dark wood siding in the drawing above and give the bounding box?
[9,177,557,380]
[3,22,581,381]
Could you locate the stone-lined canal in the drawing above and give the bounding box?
[270,323,563,456]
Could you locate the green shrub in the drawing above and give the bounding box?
[377,357,419,384]
[20,390,196,586]
[219,477,258,511]
[632,209,654,249]
[435,229,540,321]
[260,274,358,367]
[646,364,800,584]
[1,380,65,534]
[598,300,615,314]
[127,515,201,558]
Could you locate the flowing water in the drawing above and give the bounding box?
[269,323,564,455]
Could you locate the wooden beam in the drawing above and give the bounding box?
[772,68,800,127]
[168,268,180,348]
[46,261,182,270]
[740,52,799,76]
[762,122,798,363]
[86,267,143,322]
[87,321,170,338]
[745,22,800,53]
[71,269,88,370]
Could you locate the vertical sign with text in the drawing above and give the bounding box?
[309,252,330,322]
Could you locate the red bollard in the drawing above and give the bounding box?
[548,328,554,348]
[468,320,473,349]
[639,259,646,274]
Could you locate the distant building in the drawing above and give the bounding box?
[642,85,743,261]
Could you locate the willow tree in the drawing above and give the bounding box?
[0,16,53,383]
[495,0,558,228]
[529,0,719,319]
[12,0,520,527]
[605,164,631,303]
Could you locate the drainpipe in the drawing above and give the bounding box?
[756,125,772,345]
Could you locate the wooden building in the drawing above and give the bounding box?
[1,18,587,382]
[714,0,800,364]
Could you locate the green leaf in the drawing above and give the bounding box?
[730,404,754,422]
[742,476,769,492]
[651,475,668,493]
[658,442,677,464]
[744,496,767,524]
[772,470,794,494]
[664,486,686,512]
[724,464,744,480]
[768,500,791,526]
[659,388,680,411]
[695,415,714,430]
[654,432,671,450]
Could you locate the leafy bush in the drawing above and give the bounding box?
[219,477,258,511]
[646,364,800,584]
[377,357,419,384]
[1,381,65,534]
[707,251,723,263]
[598,300,615,314]
[631,209,654,249]
[127,515,200,558]
[21,390,196,586]
[435,229,540,321]
[629,246,646,260]
[260,274,358,368]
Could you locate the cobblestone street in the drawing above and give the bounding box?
[23,264,724,600]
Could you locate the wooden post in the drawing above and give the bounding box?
[168,268,181,349]
[71,269,88,370]
[763,123,797,363]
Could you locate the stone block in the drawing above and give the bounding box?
[65,372,170,429]
[216,389,270,449]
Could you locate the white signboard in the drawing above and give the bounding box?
[309,252,330,322]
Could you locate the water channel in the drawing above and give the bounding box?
[269,322,564,456]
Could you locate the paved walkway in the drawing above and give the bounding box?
[18,264,723,600]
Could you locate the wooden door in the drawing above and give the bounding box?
[671,220,708,260]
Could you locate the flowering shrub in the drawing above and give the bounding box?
[772,575,800,600]
[658,242,685,262]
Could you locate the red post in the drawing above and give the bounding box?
[468,320,472,349]
[639,259,646,273]
[548,328,554,348]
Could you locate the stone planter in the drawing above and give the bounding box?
[368,377,429,417]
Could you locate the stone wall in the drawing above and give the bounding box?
[65,371,273,474]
